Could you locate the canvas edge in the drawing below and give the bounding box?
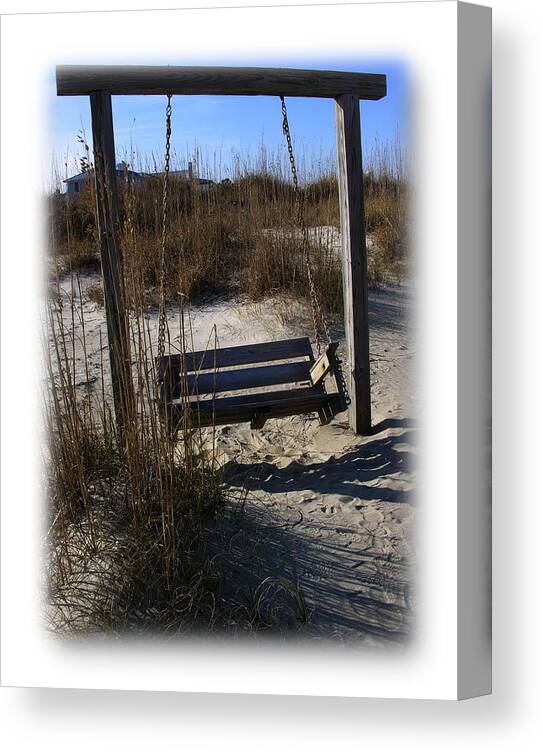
[457,0,492,700]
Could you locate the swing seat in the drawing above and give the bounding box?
[156,337,347,431]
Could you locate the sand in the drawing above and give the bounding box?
[47,271,417,647]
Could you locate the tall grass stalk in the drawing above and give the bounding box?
[47,140,409,312]
[44,136,408,635]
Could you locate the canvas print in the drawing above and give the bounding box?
[1,0,493,699]
[43,61,415,647]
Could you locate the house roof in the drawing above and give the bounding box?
[63,167,213,184]
[64,170,89,183]
[64,165,143,183]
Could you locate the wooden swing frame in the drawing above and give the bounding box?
[56,64,387,436]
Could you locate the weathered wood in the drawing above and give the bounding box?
[156,337,313,376]
[172,387,334,429]
[317,398,339,427]
[187,386,328,411]
[335,94,371,434]
[309,342,339,387]
[156,332,349,429]
[182,360,311,397]
[56,65,386,100]
[155,331,351,430]
[90,90,133,437]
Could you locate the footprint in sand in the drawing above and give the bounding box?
[336,495,354,504]
[363,508,385,524]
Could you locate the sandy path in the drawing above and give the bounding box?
[47,273,418,646]
[207,286,418,646]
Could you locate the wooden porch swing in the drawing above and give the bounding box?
[154,93,347,431]
[56,65,386,437]
[156,338,345,431]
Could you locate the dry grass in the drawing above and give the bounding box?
[45,265,313,635]
[43,139,408,636]
[48,142,409,311]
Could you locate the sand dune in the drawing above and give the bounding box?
[47,273,417,645]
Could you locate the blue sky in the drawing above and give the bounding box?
[50,59,408,184]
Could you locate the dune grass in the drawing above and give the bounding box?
[48,141,409,310]
[44,139,408,636]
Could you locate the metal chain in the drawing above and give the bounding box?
[158,94,173,361]
[280,96,330,352]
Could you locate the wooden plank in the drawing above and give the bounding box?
[193,394,338,429]
[56,65,387,100]
[309,342,339,386]
[187,387,328,411]
[156,337,313,375]
[90,90,133,437]
[171,388,334,428]
[178,361,311,398]
[335,94,371,434]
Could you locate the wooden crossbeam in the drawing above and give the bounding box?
[56,65,386,100]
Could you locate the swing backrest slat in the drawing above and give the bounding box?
[156,337,315,402]
[156,336,313,376]
[182,360,312,398]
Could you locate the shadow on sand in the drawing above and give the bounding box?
[209,418,417,644]
[222,418,417,506]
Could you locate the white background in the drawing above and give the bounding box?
[1,0,542,748]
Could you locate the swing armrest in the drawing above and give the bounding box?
[309,343,339,387]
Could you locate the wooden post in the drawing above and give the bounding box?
[90,90,133,439]
[335,94,371,434]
